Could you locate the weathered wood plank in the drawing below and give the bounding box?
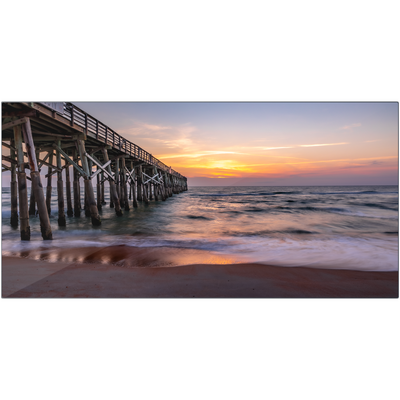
[2,117,28,131]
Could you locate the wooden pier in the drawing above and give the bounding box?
[2,102,188,240]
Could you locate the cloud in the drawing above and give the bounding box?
[299,142,348,147]
[340,123,361,130]
[257,146,294,150]
[121,121,198,151]
[141,123,172,131]
[158,151,243,159]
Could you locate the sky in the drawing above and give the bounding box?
[2,102,398,187]
[73,102,398,186]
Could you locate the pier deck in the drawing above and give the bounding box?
[2,102,188,240]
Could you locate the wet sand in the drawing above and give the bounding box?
[2,245,398,298]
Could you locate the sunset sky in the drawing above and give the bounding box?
[74,102,398,186]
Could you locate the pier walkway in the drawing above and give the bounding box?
[2,102,188,240]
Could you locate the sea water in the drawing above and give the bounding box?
[1,185,398,271]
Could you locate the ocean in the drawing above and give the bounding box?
[1,185,398,271]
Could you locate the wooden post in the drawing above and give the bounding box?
[115,157,121,206]
[152,168,159,201]
[65,161,73,217]
[73,148,81,217]
[29,179,36,215]
[101,148,122,216]
[154,184,159,201]
[56,140,66,226]
[46,152,53,214]
[141,166,149,204]
[96,166,102,211]
[76,139,101,226]
[101,171,106,205]
[10,139,19,227]
[121,157,129,211]
[84,156,92,217]
[22,119,52,240]
[137,166,143,202]
[168,174,172,197]
[131,162,138,208]
[14,125,30,240]
[148,170,153,201]
[159,175,166,201]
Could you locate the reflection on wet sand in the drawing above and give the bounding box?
[3,244,243,269]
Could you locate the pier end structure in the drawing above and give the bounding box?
[2,102,188,240]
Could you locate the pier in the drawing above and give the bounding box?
[2,102,188,240]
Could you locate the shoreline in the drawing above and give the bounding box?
[2,253,398,298]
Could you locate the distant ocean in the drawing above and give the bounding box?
[2,185,398,271]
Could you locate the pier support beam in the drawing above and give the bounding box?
[121,157,129,211]
[101,148,122,216]
[115,157,121,206]
[84,157,92,217]
[101,171,106,205]
[130,162,138,208]
[46,152,53,214]
[29,179,36,215]
[22,119,52,240]
[137,166,143,202]
[56,140,66,226]
[76,139,101,226]
[10,139,19,227]
[141,166,149,204]
[153,170,159,201]
[65,161,74,217]
[73,149,81,217]
[96,166,102,211]
[14,125,30,240]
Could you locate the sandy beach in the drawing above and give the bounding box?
[2,245,398,298]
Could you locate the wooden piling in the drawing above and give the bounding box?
[131,163,138,208]
[10,139,19,227]
[65,162,74,217]
[73,148,81,217]
[132,179,138,208]
[46,152,53,214]
[141,166,149,204]
[29,180,36,215]
[137,166,143,202]
[84,157,92,217]
[168,174,172,197]
[76,139,101,226]
[149,171,153,201]
[22,119,52,240]
[121,157,129,211]
[56,140,66,226]
[154,181,159,201]
[115,157,121,206]
[101,148,122,216]
[96,166,102,211]
[101,171,106,205]
[14,125,30,240]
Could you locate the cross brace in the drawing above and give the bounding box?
[85,152,114,182]
[53,144,88,178]
[142,171,163,185]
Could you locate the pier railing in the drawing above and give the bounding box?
[60,102,184,179]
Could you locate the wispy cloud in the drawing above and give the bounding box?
[121,121,198,151]
[340,123,361,130]
[256,146,294,150]
[158,151,243,159]
[299,142,349,147]
[141,123,172,131]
